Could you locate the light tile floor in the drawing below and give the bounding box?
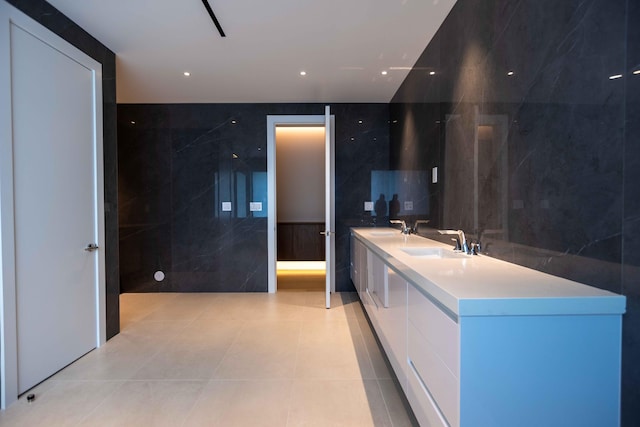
[0,291,417,426]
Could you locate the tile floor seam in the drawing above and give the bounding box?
[352,311,383,380]
[375,378,397,427]
[176,379,210,427]
[285,317,304,426]
[208,317,250,380]
[72,379,126,427]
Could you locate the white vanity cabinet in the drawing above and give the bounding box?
[351,232,407,389]
[350,228,625,427]
[407,283,459,427]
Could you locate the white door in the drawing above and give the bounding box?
[0,4,105,400]
[324,106,335,308]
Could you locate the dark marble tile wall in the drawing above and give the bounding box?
[623,0,640,421]
[118,103,389,293]
[390,0,638,424]
[6,0,120,339]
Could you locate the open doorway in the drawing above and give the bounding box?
[266,111,335,305]
[275,126,326,291]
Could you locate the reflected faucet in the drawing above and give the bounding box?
[390,219,410,234]
[412,219,430,234]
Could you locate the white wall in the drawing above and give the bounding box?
[276,126,325,222]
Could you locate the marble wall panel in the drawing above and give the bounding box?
[390,0,637,423]
[622,0,640,423]
[118,103,389,293]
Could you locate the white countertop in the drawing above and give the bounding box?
[351,228,626,317]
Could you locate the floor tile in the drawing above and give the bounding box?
[78,380,206,427]
[0,380,122,427]
[295,321,376,380]
[213,320,302,379]
[1,292,415,426]
[184,380,293,427]
[288,379,394,427]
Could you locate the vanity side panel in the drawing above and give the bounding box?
[458,314,622,427]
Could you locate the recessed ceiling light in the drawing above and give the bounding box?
[358,120,363,124]
[609,74,623,80]
[429,71,436,76]
[633,70,640,75]
[507,71,515,76]
[300,71,307,76]
[231,119,237,124]
[183,71,191,77]
[381,70,388,75]
[130,121,136,124]
[232,153,239,159]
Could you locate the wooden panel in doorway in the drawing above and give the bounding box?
[277,222,325,261]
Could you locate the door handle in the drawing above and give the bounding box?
[84,243,99,252]
[319,231,335,236]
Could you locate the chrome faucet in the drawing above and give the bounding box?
[390,219,410,234]
[437,229,478,254]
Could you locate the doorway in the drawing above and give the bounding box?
[266,109,335,307]
[275,126,326,291]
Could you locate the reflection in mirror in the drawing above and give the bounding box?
[444,107,508,241]
[212,170,268,218]
[371,170,429,223]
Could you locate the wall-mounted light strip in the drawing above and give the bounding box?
[201,0,226,37]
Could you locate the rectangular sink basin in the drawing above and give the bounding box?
[370,231,397,236]
[400,247,462,259]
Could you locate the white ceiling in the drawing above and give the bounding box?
[45,0,456,104]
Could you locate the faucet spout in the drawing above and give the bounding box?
[390,219,409,234]
[437,229,469,253]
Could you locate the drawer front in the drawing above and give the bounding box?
[408,284,459,377]
[408,322,459,427]
[407,356,449,427]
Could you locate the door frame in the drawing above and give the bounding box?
[266,114,335,295]
[0,3,107,409]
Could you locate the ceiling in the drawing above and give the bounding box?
[45,0,456,104]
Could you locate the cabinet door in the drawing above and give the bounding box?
[378,267,407,392]
[367,250,387,309]
[361,250,385,327]
[350,236,366,299]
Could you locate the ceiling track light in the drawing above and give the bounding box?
[201,0,226,37]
